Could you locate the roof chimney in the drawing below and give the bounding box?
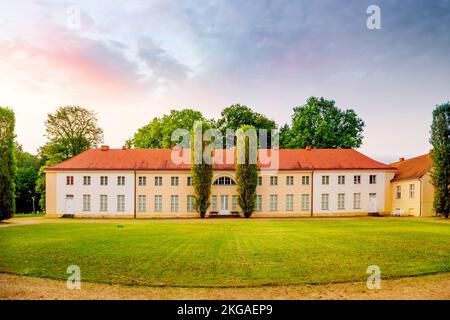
[399,157,405,162]
[100,145,110,151]
[306,145,312,151]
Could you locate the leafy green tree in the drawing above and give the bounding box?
[15,144,40,213]
[430,102,450,218]
[191,121,213,218]
[215,104,276,147]
[280,97,365,149]
[37,106,104,211]
[235,125,258,218]
[128,109,206,148]
[0,107,16,221]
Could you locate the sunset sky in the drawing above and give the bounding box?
[1,0,449,163]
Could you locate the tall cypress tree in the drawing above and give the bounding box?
[430,103,450,218]
[191,121,213,218]
[0,107,16,221]
[235,125,258,218]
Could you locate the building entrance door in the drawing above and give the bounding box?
[368,193,377,213]
[220,195,229,215]
[65,195,74,215]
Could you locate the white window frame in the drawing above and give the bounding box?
[322,175,329,185]
[83,176,91,186]
[354,175,361,184]
[83,194,91,211]
[338,175,345,185]
[117,195,125,212]
[353,193,361,209]
[232,195,238,211]
[270,176,278,186]
[211,195,217,211]
[155,177,163,186]
[138,195,146,212]
[302,176,310,185]
[117,176,125,186]
[100,176,108,186]
[171,176,179,186]
[187,195,195,212]
[100,195,108,211]
[409,184,415,199]
[187,176,192,186]
[154,195,162,212]
[301,194,309,211]
[369,175,377,184]
[337,193,345,210]
[170,195,179,212]
[396,186,402,199]
[286,194,294,211]
[321,194,329,210]
[270,194,278,211]
[256,195,262,212]
[138,176,147,186]
[66,176,74,185]
[286,176,294,186]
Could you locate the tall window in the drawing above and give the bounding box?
[301,194,310,211]
[286,194,294,211]
[83,176,91,186]
[258,176,262,186]
[66,176,74,185]
[211,195,217,211]
[322,176,329,185]
[409,184,415,198]
[154,195,162,212]
[213,177,236,185]
[338,175,345,185]
[187,195,195,212]
[138,195,146,212]
[302,176,310,185]
[117,195,125,212]
[83,194,91,211]
[171,195,179,212]
[337,193,345,210]
[321,194,329,210]
[171,177,179,186]
[117,176,125,186]
[155,176,162,186]
[232,195,238,211]
[270,176,278,186]
[100,195,108,211]
[286,176,294,185]
[396,186,402,199]
[353,175,361,184]
[353,193,361,209]
[100,176,108,186]
[270,195,278,211]
[369,175,377,184]
[187,176,193,186]
[256,195,262,212]
[138,176,146,186]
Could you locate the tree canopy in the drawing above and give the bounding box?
[0,107,16,220]
[280,97,365,149]
[15,144,41,213]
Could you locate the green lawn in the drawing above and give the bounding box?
[0,219,449,287]
[13,213,45,218]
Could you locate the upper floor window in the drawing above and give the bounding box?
[66,176,74,185]
[409,184,415,199]
[369,175,377,184]
[138,176,146,186]
[396,186,402,199]
[155,176,162,186]
[338,175,345,185]
[258,176,262,186]
[100,176,108,186]
[187,176,193,186]
[301,176,310,185]
[117,176,125,186]
[322,175,329,185]
[83,176,91,186]
[171,176,179,186]
[213,176,236,185]
[270,176,278,186]
[286,176,294,185]
[354,175,361,184]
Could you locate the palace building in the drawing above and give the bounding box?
[43,146,435,218]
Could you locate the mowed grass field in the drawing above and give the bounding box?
[0,219,449,287]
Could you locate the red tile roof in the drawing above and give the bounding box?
[390,153,432,181]
[44,148,394,172]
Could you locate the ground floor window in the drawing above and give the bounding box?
[100,195,108,211]
[337,193,345,210]
[256,195,262,212]
[353,193,361,209]
[396,186,402,199]
[117,195,125,212]
[409,184,415,199]
[211,195,217,211]
[232,195,238,211]
[270,194,278,211]
[321,194,329,210]
[301,194,309,210]
[138,195,146,212]
[171,195,179,212]
[286,194,294,211]
[154,195,162,212]
[187,195,195,212]
[83,194,91,211]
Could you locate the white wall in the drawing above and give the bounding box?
[313,171,388,214]
[56,172,135,215]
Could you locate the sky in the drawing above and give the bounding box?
[0,0,449,163]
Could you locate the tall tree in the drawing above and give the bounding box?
[215,104,277,147]
[430,102,450,218]
[128,109,206,148]
[191,121,213,218]
[235,125,258,218]
[0,107,16,221]
[280,97,365,149]
[37,106,104,211]
[15,144,40,213]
